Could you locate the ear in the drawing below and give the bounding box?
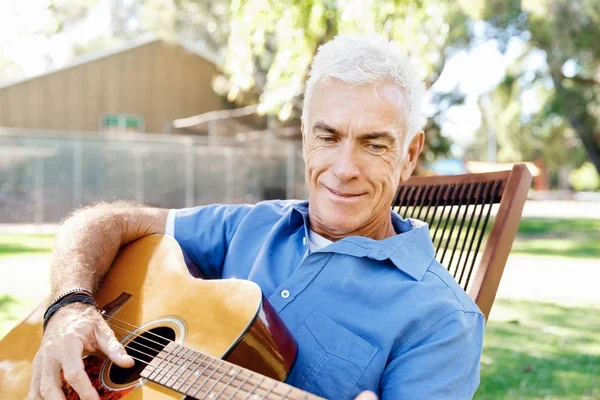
[301,122,307,161]
[399,131,424,182]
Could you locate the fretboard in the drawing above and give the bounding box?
[140,342,324,399]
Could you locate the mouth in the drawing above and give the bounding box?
[324,186,366,199]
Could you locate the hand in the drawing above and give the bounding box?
[27,303,135,400]
[355,390,378,400]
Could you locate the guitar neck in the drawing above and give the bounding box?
[141,342,323,399]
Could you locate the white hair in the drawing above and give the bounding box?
[302,35,425,150]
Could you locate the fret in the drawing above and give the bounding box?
[148,340,174,380]
[189,358,221,397]
[215,369,260,400]
[147,342,180,382]
[285,386,308,400]
[193,360,229,399]
[242,376,265,400]
[174,348,204,392]
[227,371,253,400]
[141,343,323,400]
[158,344,189,387]
[169,346,196,388]
[186,360,245,398]
[139,347,168,378]
[183,354,216,394]
[261,381,277,398]
[206,369,302,400]
[278,386,293,399]
[214,367,242,399]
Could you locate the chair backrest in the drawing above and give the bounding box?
[392,163,532,319]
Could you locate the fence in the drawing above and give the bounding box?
[0,127,307,224]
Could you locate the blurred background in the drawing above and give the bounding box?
[0,1,598,398]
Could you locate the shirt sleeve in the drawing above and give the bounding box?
[169,204,253,279]
[381,310,485,400]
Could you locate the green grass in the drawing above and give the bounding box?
[476,299,600,399]
[0,219,599,398]
[0,293,38,338]
[517,218,600,236]
[0,294,18,337]
[0,234,53,336]
[0,234,54,258]
[432,217,600,260]
[511,238,600,259]
[512,218,600,259]
[1,218,597,260]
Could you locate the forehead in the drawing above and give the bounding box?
[308,78,408,135]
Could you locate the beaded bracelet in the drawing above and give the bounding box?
[46,288,93,311]
[43,292,97,332]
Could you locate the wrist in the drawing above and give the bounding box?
[43,290,97,331]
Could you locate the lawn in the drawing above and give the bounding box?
[0,234,54,258]
[0,234,54,336]
[512,218,600,259]
[0,218,599,399]
[476,299,600,399]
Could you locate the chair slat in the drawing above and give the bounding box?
[455,181,485,287]
[447,183,476,278]
[391,165,532,319]
[463,180,502,290]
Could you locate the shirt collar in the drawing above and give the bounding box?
[290,201,435,281]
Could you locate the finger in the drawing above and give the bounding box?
[39,359,66,400]
[27,359,42,400]
[61,341,99,400]
[354,390,378,400]
[26,392,42,400]
[95,323,134,368]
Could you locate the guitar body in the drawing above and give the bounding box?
[0,235,299,399]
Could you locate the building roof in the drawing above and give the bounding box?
[0,33,222,90]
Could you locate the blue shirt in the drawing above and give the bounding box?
[168,200,485,400]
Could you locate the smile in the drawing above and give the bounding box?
[325,186,366,199]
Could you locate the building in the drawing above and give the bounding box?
[0,34,229,134]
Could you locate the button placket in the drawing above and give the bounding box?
[268,252,333,313]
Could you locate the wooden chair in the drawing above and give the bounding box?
[392,163,532,320]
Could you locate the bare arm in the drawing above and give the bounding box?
[49,202,169,298]
[28,202,169,400]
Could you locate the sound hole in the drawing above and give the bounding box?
[109,326,176,385]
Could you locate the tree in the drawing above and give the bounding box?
[35,1,479,159]
[223,0,474,159]
[473,0,600,175]
[466,69,587,187]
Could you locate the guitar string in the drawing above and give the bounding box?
[103,313,201,385]
[103,314,293,394]
[106,323,296,398]
[107,320,243,392]
[101,315,302,398]
[107,342,292,400]
[108,325,256,394]
[103,313,181,347]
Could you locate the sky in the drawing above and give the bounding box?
[0,1,539,156]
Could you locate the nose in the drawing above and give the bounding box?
[330,142,360,183]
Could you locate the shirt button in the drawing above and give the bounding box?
[280,289,290,299]
[303,237,307,245]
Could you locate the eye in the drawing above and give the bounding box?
[318,135,337,143]
[368,143,387,153]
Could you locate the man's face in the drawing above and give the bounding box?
[303,78,421,239]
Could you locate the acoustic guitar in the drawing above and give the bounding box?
[0,235,323,399]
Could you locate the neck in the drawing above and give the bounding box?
[309,211,396,242]
[141,342,322,399]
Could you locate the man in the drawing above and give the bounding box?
[28,35,484,400]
